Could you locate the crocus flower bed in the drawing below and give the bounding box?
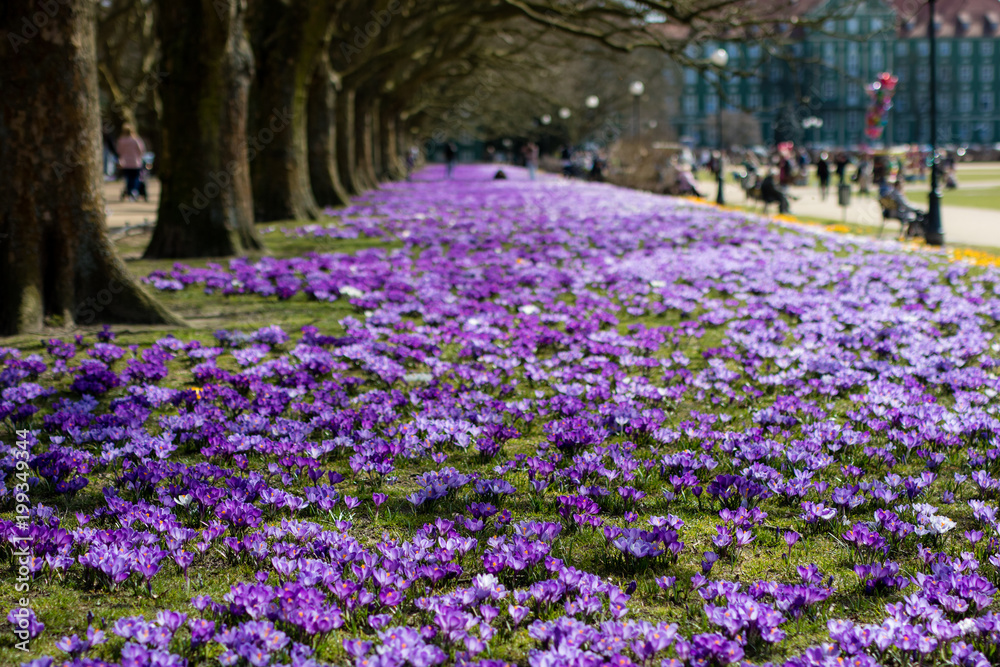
[4,164,1000,667]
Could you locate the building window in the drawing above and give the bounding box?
[938,66,951,83]
[897,96,909,112]
[959,93,973,114]
[959,42,973,58]
[847,45,859,76]
[748,93,761,110]
[847,112,860,133]
[706,95,718,113]
[983,41,995,57]
[846,18,859,34]
[683,96,698,115]
[982,94,994,112]
[747,44,761,61]
[917,65,929,81]
[960,65,973,82]
[769,64,782,80]
[823,19,835,33]
[895,42,907,56]
[938,94,951,113]
[939,41,951,57]
[847,86,860,106]
[983,65,994,83]
[684,68,698,85]
[871,18,883,32]
[918,42,929,57]
[769,94,781,109]
[823,79,835,99]
[871,45,884,71]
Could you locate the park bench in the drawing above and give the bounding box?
[109,219,155,240]
[878,195,922,239]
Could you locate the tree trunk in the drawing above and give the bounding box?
[379,104,403,181]
[146,0,263,258]
[336,88,363,195]
[249,0,333,222]
[0,0,183,335]
[397,119,411,175]
[307,53,351,209]
[354,93,378,191]
[370,97,384,181]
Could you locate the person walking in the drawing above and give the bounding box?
[854,157,872,196]
[115,123,146,201]
[444,142,457,178]
[835,152,849,186]
[816,152,830,201]
[778,155,793,188]
[405,146,419,181]
[522,142,539,180]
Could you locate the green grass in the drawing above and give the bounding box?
[937,187,1000,211]
[0,210,997,666]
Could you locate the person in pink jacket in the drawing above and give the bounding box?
[115,123,146,201]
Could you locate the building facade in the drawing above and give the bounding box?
[672,0,1000,148]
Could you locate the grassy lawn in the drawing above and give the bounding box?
[1,173,999,667]
[937,187,1000,211]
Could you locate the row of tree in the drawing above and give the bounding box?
[0,0,859,334]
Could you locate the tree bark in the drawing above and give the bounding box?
[370,97,383,181]
[0,0,183,335]
[354,92,378,191]
[307,53,351,209]
[379,103,403,181]
[145,0,263,258]
[336,87,363,195]
[249,0,334,222]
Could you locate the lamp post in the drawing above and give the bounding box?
[629,81,644,139]
[710,48,729,205]
[539,114,552,154]
[803,116,824,147]
[925,0,943,245]
[584,95,600,142]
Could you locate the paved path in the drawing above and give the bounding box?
[103,177,159,234]
[716,180,1000,249]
